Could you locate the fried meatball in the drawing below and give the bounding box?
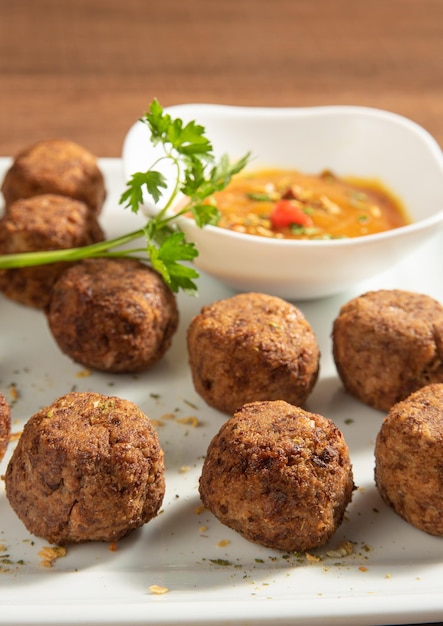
[375,384,443,536]
[187,292,320,415]
[46,258,179,373]
[1,138,106,215]
[0,194,105,308]
[332,289,443,412]
[0,393,11,462]
[199,400,354,551]
[5,391,165,544]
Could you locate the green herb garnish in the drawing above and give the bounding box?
[289,224,320,236]
[0,99,250,295]
[209,558,232,566]
[246,192,273,201]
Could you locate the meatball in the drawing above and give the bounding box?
[46,257,179,373]
[5,391,165,544]
[187,292,320,415]
[0,393,11,462]
[0,194,105,308]
[1,138,106,215]
[374,384,443,536]
[332,289,443,412]
[199,400,354,552]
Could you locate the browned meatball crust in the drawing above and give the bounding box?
[0,393,11,462]
[332,289,443,412]
[187,293,320,415]
[5,391,165,544]
[1,139,106,215]
[375,384,443,536]
[199,400,354,552]
[46,258,179,373]
[0,194,105,308]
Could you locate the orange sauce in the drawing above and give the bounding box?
[208,168,410,240]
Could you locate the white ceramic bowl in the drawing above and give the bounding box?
[122,104,443,300]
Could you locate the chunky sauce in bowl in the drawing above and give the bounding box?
[207,168,410,240]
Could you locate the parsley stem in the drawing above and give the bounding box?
[0,228,146,268]
[158,153,181,216]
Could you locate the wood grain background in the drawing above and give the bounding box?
[1,0,442,156]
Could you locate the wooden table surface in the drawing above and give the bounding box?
[1,0,443,158]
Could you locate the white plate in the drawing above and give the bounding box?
[1,158,443,626]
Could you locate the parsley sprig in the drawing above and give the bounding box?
[0,99,250,295]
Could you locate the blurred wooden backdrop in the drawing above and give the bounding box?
[1,0,442,156]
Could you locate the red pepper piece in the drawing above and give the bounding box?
[270,199,314,229]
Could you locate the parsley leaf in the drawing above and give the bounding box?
[148,232,199,294]
[120,170,167,213]
[145,100,213,159]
